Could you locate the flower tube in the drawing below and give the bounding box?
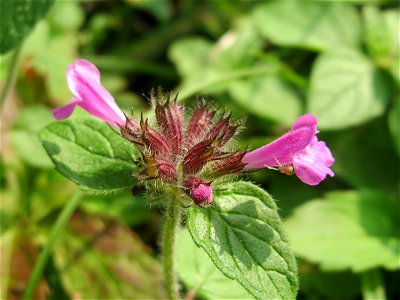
[52,59,126,127]
[242,114,334,185]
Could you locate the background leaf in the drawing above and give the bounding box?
[363,6,399,75]
[0,0,54,54]
[285,190,399,272]
[11,106,54,168]
[176,228,252,299]
[39,119,139,191]
[388,100,399,156]
[188,181,298,299]
[81,192,154,227]
[363,5,393,61]
[228,76,301,126]
[308,48,391,129]
[253,2,361,51]
[169,18,267,100]
[53,213,166,299]
[168,37,212,78]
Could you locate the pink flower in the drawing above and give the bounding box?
[183,176,213,206]
[52,59,126,127]
[242,114,334,185]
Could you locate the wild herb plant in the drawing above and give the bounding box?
[42,58,333,299]
[1,1,398,300]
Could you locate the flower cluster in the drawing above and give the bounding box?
[119,89,247,206]
[53,59,335,205]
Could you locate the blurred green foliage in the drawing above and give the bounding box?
[1,0,398,299]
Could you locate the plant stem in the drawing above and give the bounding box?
[22,191,82,300]
[361,269,386,300]
[163,194,182,300]
[1,45,22,105]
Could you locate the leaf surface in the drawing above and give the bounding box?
[308,48,391,129]
[39,119,138,191]
[253,2,360,51]
[11,106,54,168]
[0,0,54,53]
[177,229,252,299]
[285,190,400,272]
[188,181,298,299]
[53,213,166,299]
[228,76,301,126]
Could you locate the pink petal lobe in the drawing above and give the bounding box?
[66,59,125,126]
[293,137,334,185]
[292,113,317,130]
[242,126,317,168]
[52,99,80,120]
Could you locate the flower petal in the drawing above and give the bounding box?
[293,137,334,185]
[52,98,80,120]
[292,113,317,131]
[66,59,125,126]
[242,126,317,168]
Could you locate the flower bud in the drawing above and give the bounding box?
[183,176,213,206]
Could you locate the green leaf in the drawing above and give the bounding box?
[285,190,400,272]
[363,5,394,61]
[126,0,171,21]
[29,169,76,223]
[188,181,298,299]
[228,76,301,126]
[168,37,213,77]
[177,228,253,299]
[308,48,391,129]
[0,0,54,54]
[39,119,139,191]
[383,9,400,81]
[81,192,154,227]
[388,100,399,156]
[169,18,268,100]
[22,19,78,100]
[363,6,399,76]
[53,214,166,299]
[47,0,84,31]
[253,2,360,51]
[11,106,54,168]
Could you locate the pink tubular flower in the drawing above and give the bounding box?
[242,114,334,185]
[52,59,126,127]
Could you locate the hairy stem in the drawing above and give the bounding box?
[22,192,82,300]
[163,194,182,300]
